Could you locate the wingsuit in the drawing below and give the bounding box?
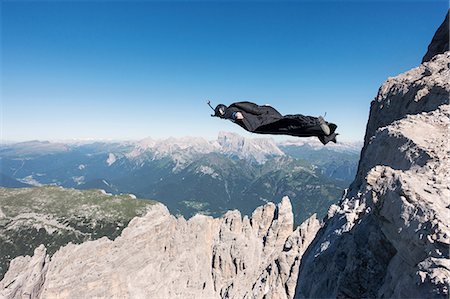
[211,101,338,145]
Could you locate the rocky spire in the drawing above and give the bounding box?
[422,10,449,63]
[0,197,320,299]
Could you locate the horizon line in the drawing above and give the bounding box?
[0,132,364,145]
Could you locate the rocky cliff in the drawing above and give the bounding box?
[0,197,320,298]
[295,40,450,299]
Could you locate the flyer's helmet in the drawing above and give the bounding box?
[214,104,227,118]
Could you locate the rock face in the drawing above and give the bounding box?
[422,10,449,63]
[0,187,156,281]
[294,50,450,298]
[0,197,320,299]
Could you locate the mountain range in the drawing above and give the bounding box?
[0,132,361,224]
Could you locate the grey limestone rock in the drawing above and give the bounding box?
[0,245,49,299]
[295,52,450,298]
[0,197,320,299]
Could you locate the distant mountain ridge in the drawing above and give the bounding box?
[0,132,361,224]
[2,132,361,165]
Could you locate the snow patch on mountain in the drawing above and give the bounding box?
[197,165,220,179]
[106,153,116,166]
[99,190,112,196]
[72,176,85,185]
[17,176,42,187]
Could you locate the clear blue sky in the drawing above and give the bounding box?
[1,1,448,142]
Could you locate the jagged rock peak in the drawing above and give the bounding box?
[0,197,320,299]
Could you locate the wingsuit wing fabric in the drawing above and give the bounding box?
[229,102,281,116]
[226,102,283,132]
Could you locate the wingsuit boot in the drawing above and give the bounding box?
[328,123,337,134]
[319,132,339,145]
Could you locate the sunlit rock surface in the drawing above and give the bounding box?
[295,52,450,298]
[0,197,320,299]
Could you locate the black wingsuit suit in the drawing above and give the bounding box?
[222,102,336,138]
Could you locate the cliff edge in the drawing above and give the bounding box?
[295,17,450,298]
